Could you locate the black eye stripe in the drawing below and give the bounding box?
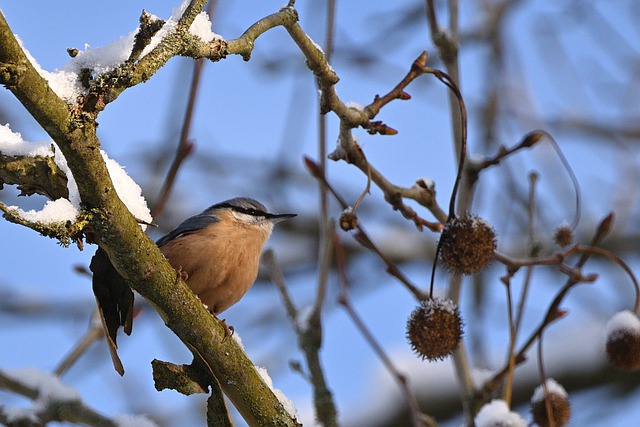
[239,207,262,216]
[216,203,265,217]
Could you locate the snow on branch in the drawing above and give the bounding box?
[0,123,151,245]
[0,367,157,427]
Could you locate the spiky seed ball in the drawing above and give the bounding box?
[530,379,571,427]
[475,400,528,427]
[605,310,640,371]
[439,214,496,275]
[554,225,573,247]
[339,209,358,231]
[406,298,463,361]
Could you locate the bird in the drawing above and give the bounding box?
[91,197,295,374]
[156,197,296,327]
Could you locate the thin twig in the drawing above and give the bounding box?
[264,249,299,323]
[473,130,581,230]
[514,172,541,337]
[479,213,615,402]
[54,311,104,376]
[502,276,516,407]
[537,334,557,427]
[264,232,339,427]
[423,67,467,219]
[304,156,429,300]
[333,233,434,427]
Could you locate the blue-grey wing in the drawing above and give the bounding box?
[156,213,220,246]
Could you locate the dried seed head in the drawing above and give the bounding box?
[339,209,358,231]
[530,379,571,427]
[605,310,640,371]
[439,214,496,275]
[406,298,463,361]
[553,225,573,247]
[475,400,527,427]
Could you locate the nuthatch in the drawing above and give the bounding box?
[157,197,296,320]
[92,197,293,374]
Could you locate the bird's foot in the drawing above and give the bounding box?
[174,266,189,283]
[213,316,234,342]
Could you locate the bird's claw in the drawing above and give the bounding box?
[174,266,189,283]
[216,317,234,342]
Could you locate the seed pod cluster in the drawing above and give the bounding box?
[530,379,571,427]
[406,298,463,361]
[439,214,497,275]
[339,208,358,231]
[475,399,527,427]
[605,310,640,371]
[553,225,573,247]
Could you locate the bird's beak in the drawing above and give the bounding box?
[268,213,297,224]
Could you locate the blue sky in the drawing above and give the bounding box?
[1,1,640,426]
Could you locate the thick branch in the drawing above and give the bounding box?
[227,6,299,61]
[330,125,447,224]
[0,153,68,200]
[0,9,299,426]
[0,369,118,427]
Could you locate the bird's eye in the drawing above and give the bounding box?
[239,207,263,217]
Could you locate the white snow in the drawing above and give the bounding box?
[531,378,568,403]
[15,34,135,102]
[1,367,80,403]
[423,297,458,316]
[471,367,495,389]
[231,330,244,350]
[605,310,640,337]
[345,101,365,112]
[0,124,51,157]
[1,369,156,426]
[474,399,527,427]
[15,198,79,223]
[142,1,221,57]
[102,150,153,226]
[296,304,315,332]
[255,365,298,418]
[1,406,39,424]
[14,1,220,102]
[189,11,222,42]
[114,414,158,427]
[415,176,434,190]
[0,123,152,227]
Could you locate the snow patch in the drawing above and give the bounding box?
[255,365,298,419]
[0,123,151,227]
[531,378,568,403]
[606,310,640,338]
[475,399,527,427]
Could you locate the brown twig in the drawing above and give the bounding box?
[263,245,339,427]
[423,67,467,219]
[150,1,219,218]
[473,130,581,229]
[54,311,104,376]
[538,331,556,427]
[333,233,435,427]
[501,275,516,407]
[304,156,429,301]
[328,129,447,229]
[537,335,557,427]
[478,213,616,405]
[513,173,542,341]
[363,52,428,120]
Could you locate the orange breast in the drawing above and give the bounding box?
[159,215,269,314]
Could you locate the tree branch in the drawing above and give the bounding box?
[0,7,299,426]
[0,152,68,200]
